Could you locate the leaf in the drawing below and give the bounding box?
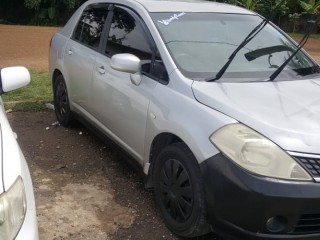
[48,7,55,19]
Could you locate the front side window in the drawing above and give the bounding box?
[73,4,108,49]
[105,7,169,82]
[152,12,320,82]
[106,7,152,60]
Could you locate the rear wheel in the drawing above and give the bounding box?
[53,75,72,126]
[154,142,208,237]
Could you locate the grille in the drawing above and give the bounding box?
[294,156,320,178]
[293,214,320,234]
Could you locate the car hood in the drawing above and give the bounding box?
[192,79,320,155]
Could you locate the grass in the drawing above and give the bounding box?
[2,70,53,111]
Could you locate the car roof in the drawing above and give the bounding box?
[136,0,253,14]
[85,0,254,14]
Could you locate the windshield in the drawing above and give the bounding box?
[152,12,320,82]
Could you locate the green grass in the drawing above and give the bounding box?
[2,70,53,111]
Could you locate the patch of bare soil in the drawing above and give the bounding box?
[8,112,171,240]
[8,111,217,240]
[293,37,320,63]
[0,24,58,70]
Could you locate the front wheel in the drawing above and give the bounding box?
[53,75,72,126]
[154,142,208,238]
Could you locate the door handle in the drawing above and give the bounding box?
[97,66,105,74]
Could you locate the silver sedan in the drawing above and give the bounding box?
[49,0,320,239]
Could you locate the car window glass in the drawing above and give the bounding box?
[106,7,152,61]
[73,5,108,49]
[152,12,320,82]
[153,50,169,82]
[73,12,86,41]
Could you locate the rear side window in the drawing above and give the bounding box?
[73,4,109,49]
[105,7,152,60]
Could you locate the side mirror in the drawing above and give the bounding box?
[0,67,30,94]
[110,54,142,85]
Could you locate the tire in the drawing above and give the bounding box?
[154,142,208,238]
[53,75,72,126]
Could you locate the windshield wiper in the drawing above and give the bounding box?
[268,15,320,81]
[206,0,285,82]
[206,19,268,82]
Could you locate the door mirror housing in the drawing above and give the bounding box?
[0,67,30,94]
[111,54,143,85]
[111,54,141,74]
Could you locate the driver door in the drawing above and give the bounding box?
[92,6,159,163]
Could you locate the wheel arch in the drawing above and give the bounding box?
[52,69,63,88]
[145,132,189,189]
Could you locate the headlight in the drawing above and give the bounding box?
[0,176,27,240]
[210,124,312,181]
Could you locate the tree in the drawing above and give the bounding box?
[258,0,289,18]
[236,0,261,11]
[257,0,289,27]
[24,0,86,25]
[289,12,302,32]
[299,0,320,14]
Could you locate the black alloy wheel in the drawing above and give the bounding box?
[154,142,208,238]
[53,75,72,126]
[159,158,193,222]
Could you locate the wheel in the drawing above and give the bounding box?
[154,142,208,238]
[53,75,72,126]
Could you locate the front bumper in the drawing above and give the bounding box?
[200,153,320,240]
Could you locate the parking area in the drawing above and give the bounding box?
[0,24,219,239]
[8,111,189,240]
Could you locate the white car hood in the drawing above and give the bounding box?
[192,79,320,155]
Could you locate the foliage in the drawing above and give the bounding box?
[216,0,320,17]
[236,0,261,11]
[215,0,320,32]
[0,0,85,25]
[299,0,320,14]
[24,0,41,9]
[23,0,85,25]
[0,0,319,29]
[289,13,302,32]
[258,0,289,18]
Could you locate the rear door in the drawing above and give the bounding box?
[92,6,168,163]
[63,4,109,114]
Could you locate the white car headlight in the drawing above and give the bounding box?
[0,176,27,240]
[210,124,312,181]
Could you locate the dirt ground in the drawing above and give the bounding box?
[8,111,201,240]
[1,24,320,240]
[0,25,58,70]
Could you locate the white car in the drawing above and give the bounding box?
[0,67,39,240]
